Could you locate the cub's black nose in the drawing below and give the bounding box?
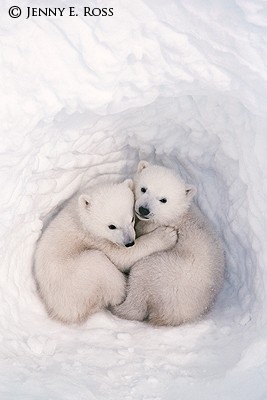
[125,241,135,247]
[139,206,150,216]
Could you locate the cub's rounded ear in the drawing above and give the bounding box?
[137,160,149,173]
[79,194,91,209]
[185,185,197,199]
[123,179,134,191]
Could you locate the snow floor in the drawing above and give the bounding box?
[1,0,267,399]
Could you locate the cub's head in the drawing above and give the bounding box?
[134,161,196,225]
[79,180,135,247]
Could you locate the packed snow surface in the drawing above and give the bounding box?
[1,0,267,399]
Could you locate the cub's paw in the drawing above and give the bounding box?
[108,278,127,307]
[155,226,178,249]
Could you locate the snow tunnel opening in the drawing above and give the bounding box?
[22,93,262,334]
[2,91,264,383]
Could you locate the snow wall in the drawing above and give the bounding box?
[1,0,267,399]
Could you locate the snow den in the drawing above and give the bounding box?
[1,0,267,399]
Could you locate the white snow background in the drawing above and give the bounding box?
[1,0,267,399]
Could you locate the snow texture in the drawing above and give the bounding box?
[1,0,267,399]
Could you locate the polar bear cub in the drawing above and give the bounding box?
[34,179,177,324]
[112,162,225,326]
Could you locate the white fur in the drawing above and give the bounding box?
[112,163,225,326]
[34,179,177,324]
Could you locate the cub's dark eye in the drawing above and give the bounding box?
[131,217,134,223]
[141,187,147,193]
[160,198,167,203]
[108,225,117,230]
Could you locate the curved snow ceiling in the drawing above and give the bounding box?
[1,0,267,398]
